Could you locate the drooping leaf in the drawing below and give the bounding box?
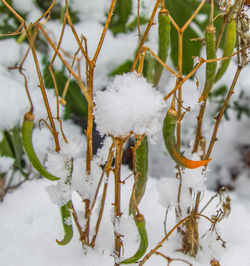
[43,65,88,120]
[108,59,133,76]
[109,0,132,35]
[0,133,13,158]
[126,15,149,32]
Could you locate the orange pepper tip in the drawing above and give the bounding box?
[207,158,212,163]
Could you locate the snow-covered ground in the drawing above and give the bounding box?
[1,167,250,266]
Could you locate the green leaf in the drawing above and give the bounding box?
[126,15,149,32]
[109,0,132,35]
[43,66,88,120]
[108,59,133,76]
[9,126,23,168]
[0,133,13,158]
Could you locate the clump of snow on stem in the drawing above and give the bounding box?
[46,139,83,207]
[71,158,102,203]
[46,181,72,207]
[94,72,166,142]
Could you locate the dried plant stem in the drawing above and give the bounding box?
[8,44,33,113]
[164,58,205,101]
[37,25,92,106]
[131,0,162,72]
[139,216,192,265]
[71,203,84,243]
[85,65,94,174]
[205,65,242,160]
[192,99,207,154]
[90,182,109,247]
[48,14,67,119]
[2,0,61,152]
[113,137,127,265]
[154,251,192,266]
[92,0,117,63]
[90,145,115,247]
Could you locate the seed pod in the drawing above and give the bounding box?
[56,200,73,245]
[129,136,148,216]
[21,113,59,181]
[121,214,148,264]
[153,9,171,87]
[162,108,211,169]
[199,25,217,102]
[215,19,236,83]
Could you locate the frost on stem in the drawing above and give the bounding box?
[94,72,166,142]
[45,139,84,207]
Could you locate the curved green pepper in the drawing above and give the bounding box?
[129,136,148,216]
[199,25,217,102]
[153,9,171,87]
[215,19,236,82]
[22,112,59,181]
[56,200,73,245]
[121,215,148,264]
[163,108,211,168]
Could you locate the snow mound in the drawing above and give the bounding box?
[94,72,166,142]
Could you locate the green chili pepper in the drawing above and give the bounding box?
[121,215,148,264]
[163,108,211,168]
[56,200,73,245]
[199,25,217,102]
[153,9,171,87]
[129,136,148,216]
[215,19,236,83]
[21,112,59,181]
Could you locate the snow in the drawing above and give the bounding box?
[1,169,250,266]
[0,156,14,173]
[94,72,166,140]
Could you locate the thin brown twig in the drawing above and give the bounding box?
[131,0,162,72]
[205,65,243,160]
[37,24,93,107]
[154,251,192,266]
[139,216,192,265]
[90,145,114,247]
[92,0,117,64]
[142,46,179,77]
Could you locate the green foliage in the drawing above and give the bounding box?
[154,11,171,86]
[126,15,149,32]
[108,59,133,76]
[0,126,26,175]
[209,87,250,120]
[109,0,132,35]
[43,64,88,120]
[165,0,222,75]
[0,0,27,41]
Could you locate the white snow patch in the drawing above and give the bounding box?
[94,72,166,141]
[0,157,14,173]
